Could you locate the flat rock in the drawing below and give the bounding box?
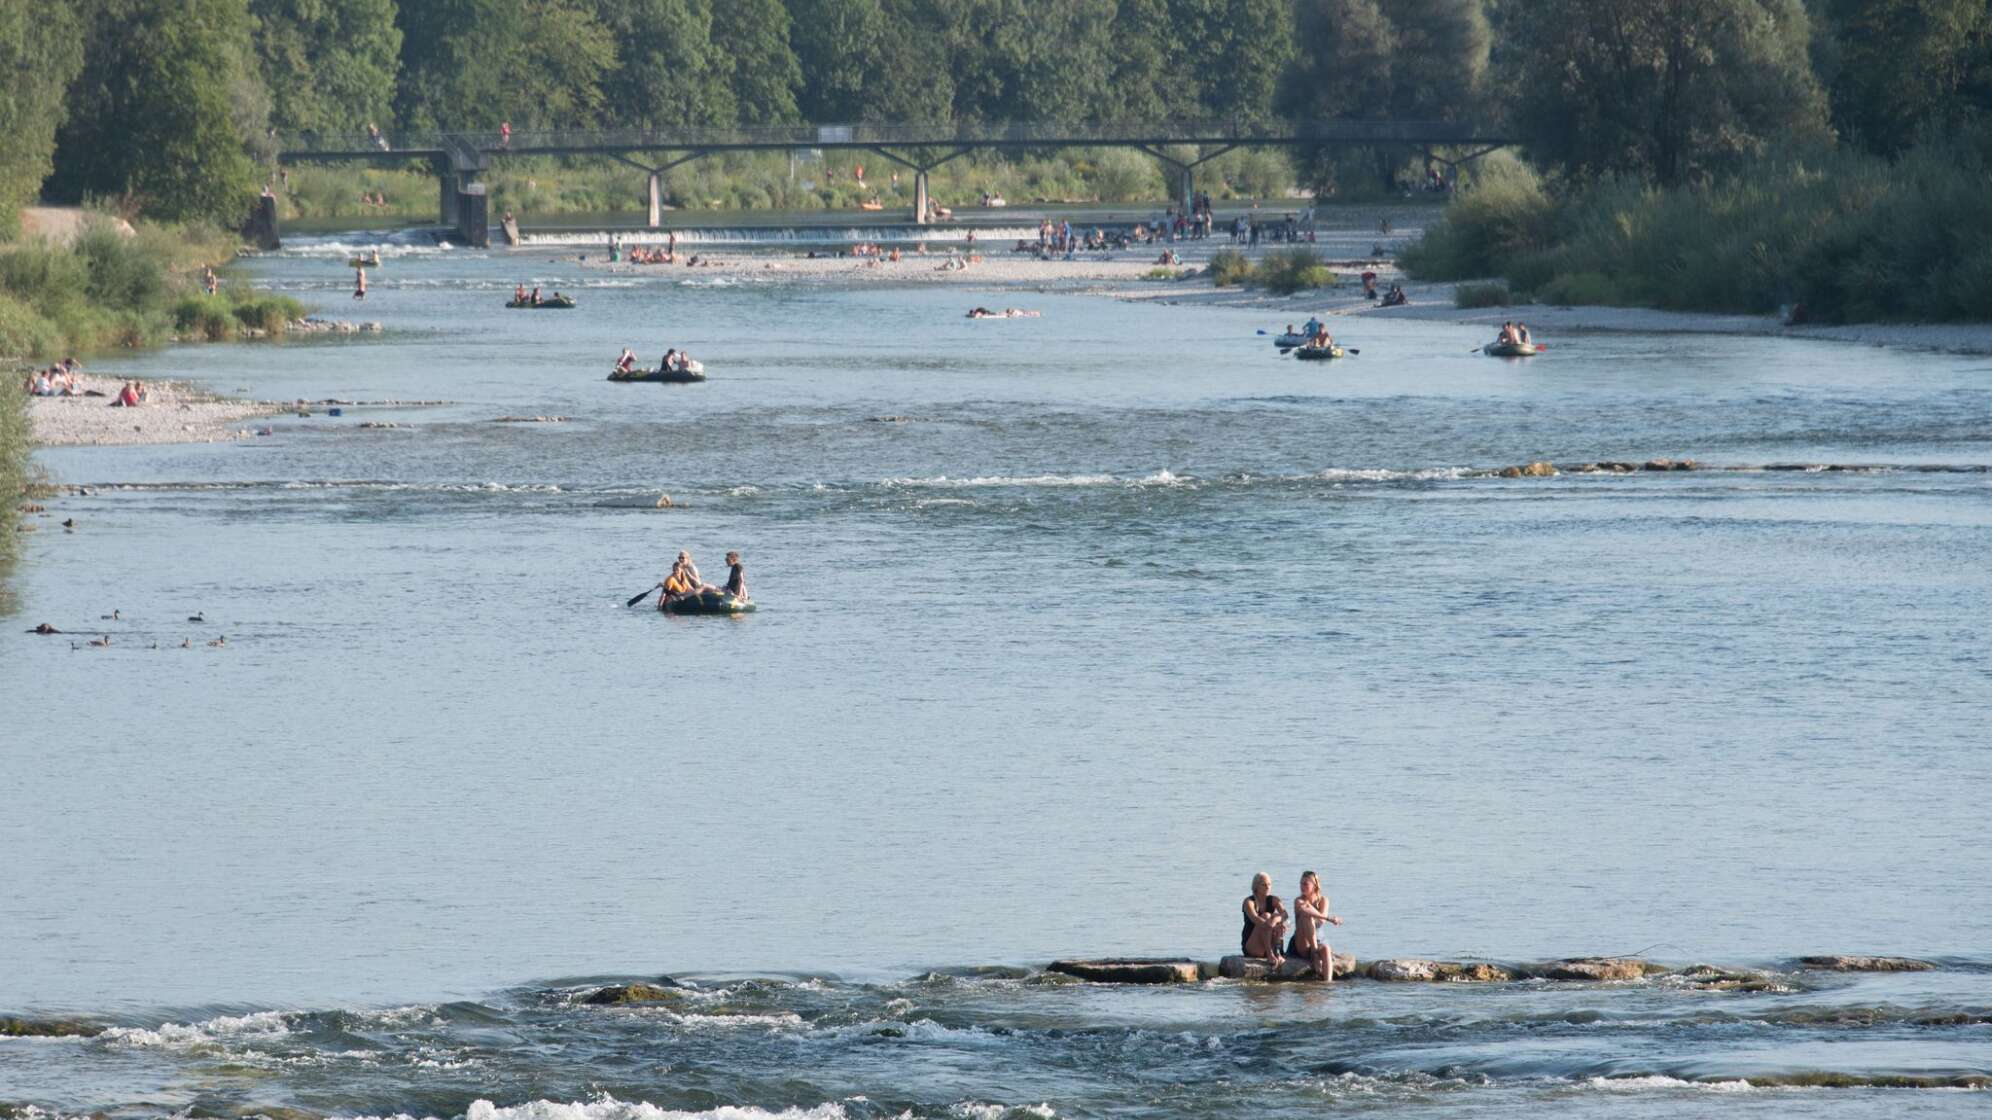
[1798,955,1935,973]
[1218,953,1357,981]
[1532,957,1663,982]
[1047,958,1204,984]
[583,980,684,1005]
[1434,961,1518,983]
[1368,958,1439,981]
[1677,964,1780,991]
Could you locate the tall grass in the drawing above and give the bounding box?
[0,215,302,359]
[1401,134,1992,323]
[0,362,26,568]
[1257,248,1337,295]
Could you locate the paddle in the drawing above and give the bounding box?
[625,583,660,607]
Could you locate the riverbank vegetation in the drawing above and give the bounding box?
[1209,247,1338,294]
[0,218,281,358]
[1401,0,1992,324]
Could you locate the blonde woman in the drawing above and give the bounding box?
[1289,871,1344,981]
[1241,872,1290,969]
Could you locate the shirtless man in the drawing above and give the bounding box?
[1288,870,1344,981]
[723,551,747,600]
[1241,872,1290,969]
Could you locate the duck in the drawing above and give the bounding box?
[187,612,205,623]
[207,635,226,648]
[62,518,75,529]
[88,635,110,648]
[100,609,120,620]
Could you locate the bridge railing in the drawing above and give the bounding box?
[280,118,1504,157]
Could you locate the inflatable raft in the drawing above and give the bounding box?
[1294,345,1346,360]
[659,588,754,615]
[1273,333,1309,348]
[609,360,706,384]
[1483,341,1538,357]
[507,296,576,309]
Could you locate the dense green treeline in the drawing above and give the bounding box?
[3,0,1992,324]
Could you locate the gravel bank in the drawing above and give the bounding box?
[25,373,279,448]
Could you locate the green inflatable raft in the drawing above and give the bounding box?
[659,589,755,615]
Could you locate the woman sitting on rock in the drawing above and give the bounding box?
[1241,872,1290,969]
[1288,870,1344,981]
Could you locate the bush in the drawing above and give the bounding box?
[230,294,306,332]
[1257,248,1337,295]
[1400,159,1555,281]
[173,294,236,341]
[1454,281,1512,308]
[1208,248,1253,286]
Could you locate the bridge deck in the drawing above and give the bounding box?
[279,120,1511,164]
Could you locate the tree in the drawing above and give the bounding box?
[1281,0,1405,193]
[0,0,86,236]
[954,0,1115,122]
[1507,0,1827,185]
[1103,0,1200,120]
[788,0,885,121]
[595,0,736,127]
[397,0,616,129]
[712,0,802,124]
[50,0,267,224]
[1171,0,1295,120]
[1819,0,1992,153]
[250,0,402,133]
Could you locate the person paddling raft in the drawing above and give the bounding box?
[614,348,636,374]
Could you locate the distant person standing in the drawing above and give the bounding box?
[500,120,511,149]
[353,267,367,300]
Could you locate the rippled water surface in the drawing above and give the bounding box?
[3,232,1989,1118]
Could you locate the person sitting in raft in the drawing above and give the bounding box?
[1242,872,1290,969]
[1381,284,1408,307]
[529,285,543,306]
[660,348,680,373]
[967,307,994,319]
[514,283,528,303]
[659,551,713,604]
[1311,327,1333,349]
[723,551,748,600]
[615,348,636,375]
[1288,870,1344,982]
[1516,322,1533,345]
[1496,321,1518,346]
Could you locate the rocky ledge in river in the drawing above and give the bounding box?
[1797,955,1935,972]
[581,978,686,1004]
[1220,953,1360,981]
[1366,958,1519,982]
[1048,958,1208,984]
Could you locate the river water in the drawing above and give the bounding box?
[3,228,1989,1118]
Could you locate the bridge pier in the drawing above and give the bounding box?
[1136,144,1236,220]
[870,146,972,225]
[612,152,708,230]
[439,173,460,227]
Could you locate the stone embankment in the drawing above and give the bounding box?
[1029,953,1937,986]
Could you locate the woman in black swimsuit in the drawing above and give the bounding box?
[1241,872,1289,967]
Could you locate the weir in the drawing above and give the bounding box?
[274,119,1512,247]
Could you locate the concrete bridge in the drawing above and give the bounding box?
[275,120,1511,247]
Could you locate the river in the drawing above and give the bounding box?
[3,226,1988,1118]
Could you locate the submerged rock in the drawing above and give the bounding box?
[1434,961,1518,983]
[0,1017,101,1037]
[1532,957,1664,982]
[1047,958,1205,984]
[1797,955,1935,973]
[1495,460,1558,478]
[1218,953,1357,981]
[1677,964,1780,991]
[583,980,684,1005]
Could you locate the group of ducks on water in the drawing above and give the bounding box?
[27,610,226,650]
